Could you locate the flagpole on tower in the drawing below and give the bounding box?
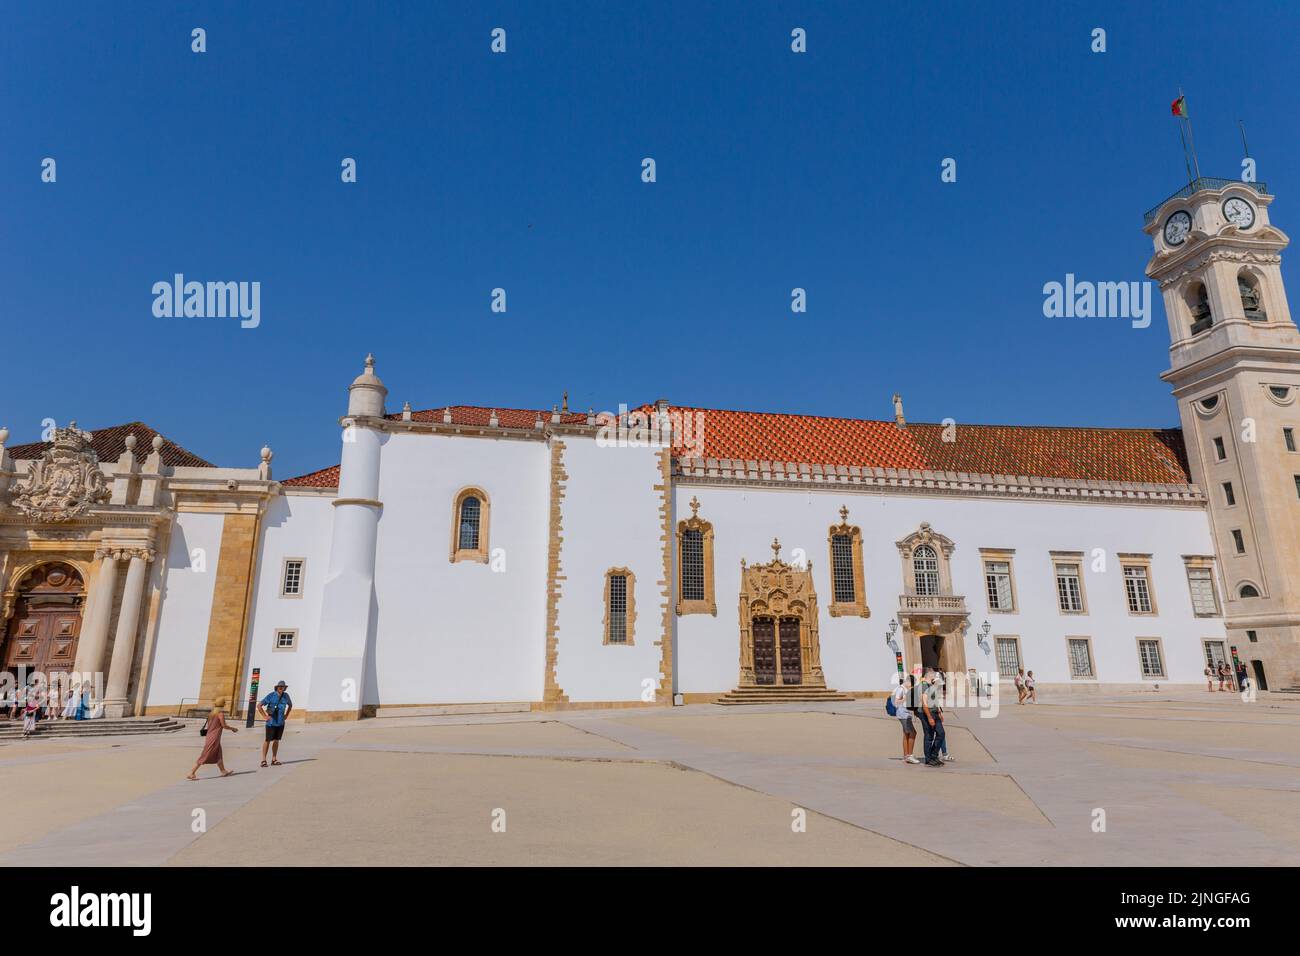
[1181,87,1202,181]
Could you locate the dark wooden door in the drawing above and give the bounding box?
[1,564,83,682]
[752,616,776,685]
[779,617,802,685]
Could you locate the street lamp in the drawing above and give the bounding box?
[977,620,992,652]
[885,617,899,651]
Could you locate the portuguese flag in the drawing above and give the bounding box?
[1171,95,1188,117]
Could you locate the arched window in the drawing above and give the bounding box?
[1239,273,1267,321]
[826,505,869,618]
[675,496,716,615]
[449,487,491,563]
[1239,584,1261,599]
[913,546,939,596]
[1187,282,1213,335]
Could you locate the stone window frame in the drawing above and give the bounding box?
[1135,636,1167,680]
[603,567,636,646]
[980,547,1019,614]
[1118,554,1159,617]
[280,557,305,598]
[273,628,298,652]
[827,505,869,618]
[1182,555,1221,618]
[896,523,957,597]
[993,634,1023,681]
[675,496,716,616]
[1064,636,1097,680]
[449,486,491,564]
[1050,551,1088,615]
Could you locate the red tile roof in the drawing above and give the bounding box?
[280,404,1192,488]
[6,422,214,469]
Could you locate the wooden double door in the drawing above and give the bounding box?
[2,563,84,684]
[751,615,803,686]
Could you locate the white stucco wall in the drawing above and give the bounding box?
[552,437,666,702]
[242,492,335,704]
[675,485,1226,694]
[145,510,225,707]
[366,431,549,705]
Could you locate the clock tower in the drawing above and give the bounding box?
[1146,178,1300,690]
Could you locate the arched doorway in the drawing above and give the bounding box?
[2,563,86,686]
[919,634,944,672]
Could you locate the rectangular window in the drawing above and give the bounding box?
[1138,639,1165,678]
[1232,529,1246,554]
[1067,638,1095,678]
[1222,481,1236,506]
[1123,565,1153,613]
[281,559,304,597]
[1186,566,1219,616]
[1294,475,1300,499]
[995,637,1021,677]
[984,560,1014,611]
[680,529,705,602]
[274,629,297,651]
[1247,629,1258,643]
[1213,436,1227,461]
[831,534,856,604]
[1055,563,1084,612]
[1203,640,1227,670]
[607,574,628,644]
[1286,428,1296,453]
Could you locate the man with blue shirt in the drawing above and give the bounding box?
[257,680,293,767]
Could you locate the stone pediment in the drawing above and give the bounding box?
[11,424,110,523]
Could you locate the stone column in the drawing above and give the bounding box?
[73,549,119,679]
[102,548,152,718]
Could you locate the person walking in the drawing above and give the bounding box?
[919,673,946,767]
[1218,662,1232,692]
[1025,670,1038,704]
[1014,669,1027,704]
[187,698,238,780]
[21,686,39,737]
[1204,664,1215,692]
[257,681,293,767]
[892,675,920,764]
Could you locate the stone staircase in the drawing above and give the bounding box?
[714,685,856,705]
[0,716,188,741]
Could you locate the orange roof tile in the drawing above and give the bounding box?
[280,404,1192,488]
[6,421,214,469]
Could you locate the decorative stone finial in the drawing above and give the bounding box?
[892,393,906,428]
[401,401,412,421]
[364,353,375,371]
[124,434,137,451]
[0,426,8,445]
[771,538,781,560]
[489,409,499,427]
[562,391,569,413]
[442,407,452,424]
[839,504,849,523]
[152,434,164,453]
[587,408,596,426]
[551,405,560,423]
[261,444,273,462]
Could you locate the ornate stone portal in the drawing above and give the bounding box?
[736,539,826,688]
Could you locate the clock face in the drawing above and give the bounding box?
[1164,210,1192,246]
[1222,197,1256,230]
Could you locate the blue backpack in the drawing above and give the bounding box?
[885,694,897,717]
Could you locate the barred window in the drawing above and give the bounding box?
[1138,639,1164,678]
[985,560,1013,611]
[1187,566,1218,616]
[1067,638,1094,678]
[681,529,705,602]
[607,574,629,644]
[458,496,481,551]
[1123,565,1153,613]
[831,534,856,604]
[1055,563,1083,612]
[995,637,1021,677]
[281,559,304,597]
[913,546,939,596]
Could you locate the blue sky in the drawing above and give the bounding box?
[3,1,1297,477]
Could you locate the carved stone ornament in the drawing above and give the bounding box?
[11,424,110,522]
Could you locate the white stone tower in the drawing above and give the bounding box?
[307,354,387,719]
[1146,178,1300,689]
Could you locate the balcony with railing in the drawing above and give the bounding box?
[899,593,968,615]
[1144,178,1269,225]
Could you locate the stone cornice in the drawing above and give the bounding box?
[675,460,1205,507]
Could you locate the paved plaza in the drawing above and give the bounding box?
[2,690,1298,866]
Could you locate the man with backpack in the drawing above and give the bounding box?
[889,674,920,764]
[919,670,947,767]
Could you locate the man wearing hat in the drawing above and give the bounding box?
[257,680,293,767]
